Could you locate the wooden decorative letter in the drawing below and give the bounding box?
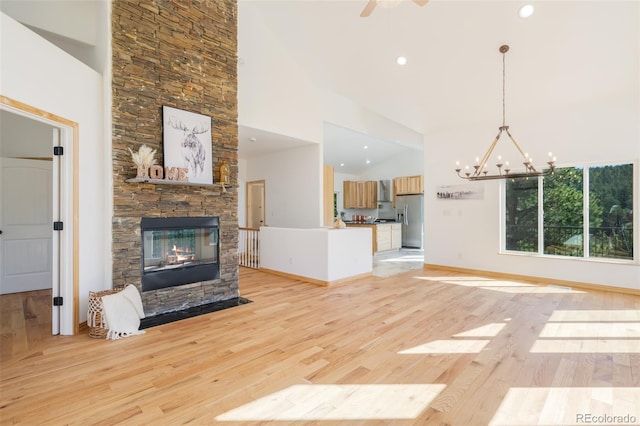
[149,165,164,180]
[177,167,188,182]
[164,166,178,181]
[136,165,149,179]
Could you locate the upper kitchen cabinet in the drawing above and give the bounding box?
[393,175,423,196]
[344,180,377,209]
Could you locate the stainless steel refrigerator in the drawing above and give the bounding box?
[396,194,424,249]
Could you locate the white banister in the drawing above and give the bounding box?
[239,227,260,269]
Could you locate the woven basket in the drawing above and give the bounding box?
[87,288,124,338]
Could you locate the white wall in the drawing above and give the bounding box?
[1,12,108,328]
[0,112,55,158]
[424,92,640,290]
[260,226,372,283]
[238,157,248,227]
[322,91,423,150]
[357,149,423,182]
[0,0,109,73]
[244,144,323,228]
[238,3,323,145]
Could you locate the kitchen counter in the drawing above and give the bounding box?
[345,222,402,253]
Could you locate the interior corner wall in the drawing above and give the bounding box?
[245,143,322,229]
[238,3,323,144]
[321,91,424,150]
[1,12,107,328]
[424,92,640,290]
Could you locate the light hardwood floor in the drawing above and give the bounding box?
[0,288,52,362]
[1,267,639,425]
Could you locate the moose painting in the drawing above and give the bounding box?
[162,106,213,184]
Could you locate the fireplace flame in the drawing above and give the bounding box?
[166,245,195,264]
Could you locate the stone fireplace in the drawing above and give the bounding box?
[110,1,238,318]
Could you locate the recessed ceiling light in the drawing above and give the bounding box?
[366,160,371,164]
[518,4,534,18]
[396,56,407,66]
[363,145,368,149]
[340,163,345,167]
[248,137,257,142]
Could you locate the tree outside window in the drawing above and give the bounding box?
[504,163,634,261]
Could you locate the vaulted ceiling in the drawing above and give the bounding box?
[2,1,637,175]
[239,0,638,173]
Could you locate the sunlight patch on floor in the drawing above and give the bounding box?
[214,384,446,421]
[453,322,507,337]
[490,387,640,426]
[399,339,490,354]
[530,339,640,353]
[417,277,584,294]
[539,323,640,338]
[549,310,640,322]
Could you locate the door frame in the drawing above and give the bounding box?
[246,180,266,229]
[1,96,79,335]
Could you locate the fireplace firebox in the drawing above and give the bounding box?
[141,217,220,292]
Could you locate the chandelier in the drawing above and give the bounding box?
[456,45,556,181]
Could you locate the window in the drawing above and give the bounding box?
[505,178,538,252]
[543,167,584,257]
[588,164,634,260]
[504,163,634,261]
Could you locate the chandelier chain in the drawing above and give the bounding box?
[502,50,506,127]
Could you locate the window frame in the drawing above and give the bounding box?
[500,160,638,264]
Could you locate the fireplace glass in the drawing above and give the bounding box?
[141,217,219,291]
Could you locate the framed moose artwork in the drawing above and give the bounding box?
[162,105,213,184]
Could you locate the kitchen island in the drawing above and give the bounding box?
[345,222,402,253]
[259,226,372,286]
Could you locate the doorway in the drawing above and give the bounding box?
[246,180,266,229]
[0,97,77,336]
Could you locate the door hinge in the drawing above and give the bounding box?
[53,296,63,306]
[53,221,64,231]
[53,146,63,156]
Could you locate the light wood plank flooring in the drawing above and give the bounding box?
[1,267,639,425]
[0,289,52,362]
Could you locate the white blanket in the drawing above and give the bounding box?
[101,284,146,340]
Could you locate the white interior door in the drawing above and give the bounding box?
[0,158,54,296]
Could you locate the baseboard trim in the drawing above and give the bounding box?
[423,263,640,296]
[259,268,372,287]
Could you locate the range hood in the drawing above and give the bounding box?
[378,180,391,202]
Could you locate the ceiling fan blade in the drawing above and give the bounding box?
[412,0,430,6]
[360,0,377,17]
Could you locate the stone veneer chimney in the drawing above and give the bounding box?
[111,0,238,316]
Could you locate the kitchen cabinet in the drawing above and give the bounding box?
[345,222,401,254]
[377,225,392,251]
[393,175,423,208]
[376,223,402,252]
[393,175,423,196]
[391,223,402,249]
[343,180,377,209]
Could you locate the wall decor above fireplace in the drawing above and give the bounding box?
[141,217,220,292]
[163,105,213,185]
